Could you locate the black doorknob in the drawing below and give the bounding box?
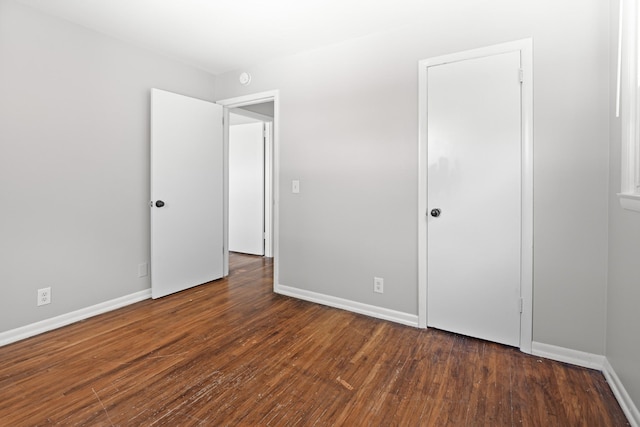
[430,208,441,217]
[155,200,165,208]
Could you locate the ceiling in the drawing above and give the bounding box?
[16,0,429,75]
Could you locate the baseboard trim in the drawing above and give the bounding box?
[0,289,152,347]
[531,341,606,370]
[275,284,419,328]
[603,358,640,427]
[530,342,640,426]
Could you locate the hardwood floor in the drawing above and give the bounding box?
[0,253,629,426]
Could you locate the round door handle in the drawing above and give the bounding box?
[155,200,165,208]
[430,208,441,217]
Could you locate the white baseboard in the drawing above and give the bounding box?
[0,289,152,347]
[3,286,636,427]
[275,284,419,328]
[603,358,640,427]
[532,342,639,427]
[531,341,606,370]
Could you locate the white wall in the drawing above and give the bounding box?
[215,0,610,354]
[0,0,216,332]
[607,0,640,411]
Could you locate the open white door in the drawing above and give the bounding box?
[150,89,224,299]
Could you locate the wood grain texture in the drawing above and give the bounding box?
[0,253,629,426]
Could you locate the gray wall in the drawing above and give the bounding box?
[607,0,640,409]
[215,0,610,355]
[0,0,216,332]
[237,102,274,119]
[0,0,617,364]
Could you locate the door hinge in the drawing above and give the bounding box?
[519,298,524,313]
[518,68,524,83]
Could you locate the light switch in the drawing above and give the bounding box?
[292,180,300,194]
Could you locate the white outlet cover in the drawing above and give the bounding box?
[374,277,384,293]
[37,287,51,306]
[138,262,149,277]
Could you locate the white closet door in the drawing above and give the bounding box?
[427,51,522,347]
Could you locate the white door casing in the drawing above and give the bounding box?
[150,88,224,299]
[217,91,279,283]
[227,108,274,257]
[417,40,533,352]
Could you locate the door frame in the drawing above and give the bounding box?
[216,91,279,285]
[417,39,533,353]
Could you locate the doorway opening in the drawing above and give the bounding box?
[217,91,279,287]
[228,106,273,258]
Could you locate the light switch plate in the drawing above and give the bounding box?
[292,180,300,193]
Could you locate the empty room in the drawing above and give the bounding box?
[0,0,638,425]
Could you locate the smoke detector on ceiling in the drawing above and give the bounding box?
[239,72,251,86]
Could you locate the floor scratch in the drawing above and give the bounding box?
[146,351,190,359]
[92,387,114,426]
[336,376,354,391]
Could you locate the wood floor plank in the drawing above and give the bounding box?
[0,253,630,426]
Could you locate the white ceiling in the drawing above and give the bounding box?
[16,0,429,75]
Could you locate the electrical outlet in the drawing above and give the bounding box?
[138,262,148,278]
[373,277,384,294]
[37,287,51,306]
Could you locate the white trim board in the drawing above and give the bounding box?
[230,108,273,123]
[276,286,636,427]
[531,341,606,370]
[603,359,640,427]
[618,193,640,212]
[532,342,639,427]
[2,288,637,426]
[217,90,280,288]
[275,284,419,328]
[417,38,534,353]
[0,289,151,347]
